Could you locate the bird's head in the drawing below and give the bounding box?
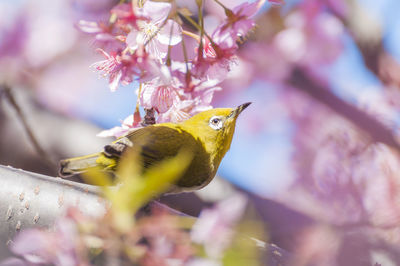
[182,102,251,165]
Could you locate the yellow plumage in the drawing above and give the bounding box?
[59,103,250,193]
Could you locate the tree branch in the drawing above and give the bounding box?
[287,68,400,151]
[1,85,55,167]
[0,165,106,258]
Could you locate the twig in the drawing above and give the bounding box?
[1,85,56,167]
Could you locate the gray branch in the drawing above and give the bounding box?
[0,165,106,258]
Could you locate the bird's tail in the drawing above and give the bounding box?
[59,153,103,177]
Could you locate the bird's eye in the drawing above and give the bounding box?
[209,116,223,130]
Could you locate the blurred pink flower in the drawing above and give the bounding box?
[0,14,27,59]
[10,218,82,266]
[282,85,400,228]
[325,0,348,18]
[274,10,343,66]
[77,20,104,34]
[138,213,194,265]
[191,193,247,258]
[76,4,137,50]
[111,3,139,26]
[77,20,120,49]
[241,1,344,83]
[126,0,182,60]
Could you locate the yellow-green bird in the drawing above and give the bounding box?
[59,102,250,193]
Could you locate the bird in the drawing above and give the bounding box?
[59,102,251,193]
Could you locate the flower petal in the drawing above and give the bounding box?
[151,85,176,113]
[109,70,122,92]
[142,0,171,24]
[147,39,168,59]
[140,81,157,109]
[157,20,182,46]
[126,30,140,49]
[233,1,262,18]
[77,20,102,33]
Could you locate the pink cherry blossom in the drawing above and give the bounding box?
[126,0,182,60]
[91,47,161,91]
[218,0,265,38]
[140,78,179,113]
[192,34,235,83]
[79,0,260,129]
[191,0,266,84]
[91,49,124,92]
[156,101,192,123]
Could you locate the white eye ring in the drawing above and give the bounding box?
[209,116,223,130]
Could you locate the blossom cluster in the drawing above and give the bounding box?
[79,0,272,137]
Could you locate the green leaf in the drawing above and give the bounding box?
[123,148,193,213]
[222,220,265,266]
[83,167,113,187]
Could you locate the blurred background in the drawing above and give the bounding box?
[2,0,400,265]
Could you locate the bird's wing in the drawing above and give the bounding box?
[105,125,200,169]
[134,126,199,169]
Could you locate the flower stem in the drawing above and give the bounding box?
[197,0,205,61]
[182,30,200,41]
[178,12,202,32]
[180,34,191,87]
[179,13,215,50]
[166,19,177,67]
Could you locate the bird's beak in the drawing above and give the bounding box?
[229,102,251,118]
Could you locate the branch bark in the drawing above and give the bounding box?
[0,165,106,258]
